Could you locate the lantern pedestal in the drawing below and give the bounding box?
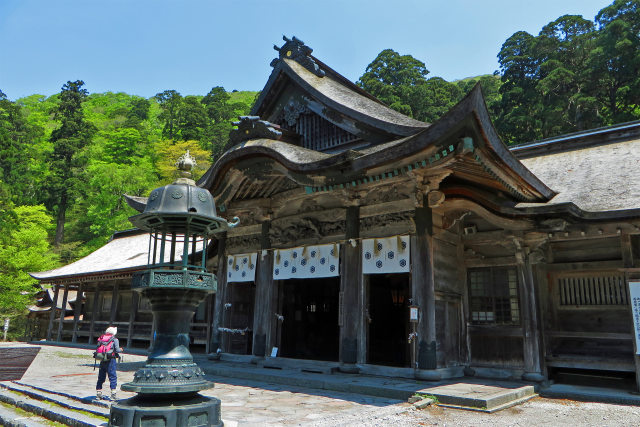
[110,393,222,427]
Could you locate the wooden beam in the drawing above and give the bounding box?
[518,251,544,381]
[412,202,437,373]
[109,282,119,325]
[45,285,60,341]
[339,207,361,370]
[253,222,275,357]
[88,289,100,345]
[127,291,139,347]
[55,284,69,342]
[71,282,84,343]
[445,199,534,231]
[621,233,640,392]
[205,294,213,354]
[210,232,227,355]
[465,256,518,268]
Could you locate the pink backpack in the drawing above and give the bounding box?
[93,334,115,361]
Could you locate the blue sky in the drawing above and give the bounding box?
[0,0,613,100]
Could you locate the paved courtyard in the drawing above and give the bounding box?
[3,343,640,426]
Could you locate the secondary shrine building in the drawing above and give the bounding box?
[33,36,640,387]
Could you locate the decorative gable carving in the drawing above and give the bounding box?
[272,36,325,77]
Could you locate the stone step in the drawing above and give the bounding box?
[6,381,111,416]
[0,383,109,427]
[415,382,537,412]
[0,401,55,427]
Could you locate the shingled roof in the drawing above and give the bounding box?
[513,121,640,214]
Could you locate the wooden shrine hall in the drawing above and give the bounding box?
[33,36,640,389]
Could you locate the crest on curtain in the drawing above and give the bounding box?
[273,243,340,279]
[362,235,410,274]
[227,253,257,282]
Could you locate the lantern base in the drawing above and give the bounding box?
[109,393,222,427]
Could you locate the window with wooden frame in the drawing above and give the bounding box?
[468,267,520,325]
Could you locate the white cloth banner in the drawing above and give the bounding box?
[227,253,257,282]
[629,281,640,355]
[362,235,410,274]
[273,244,340,280]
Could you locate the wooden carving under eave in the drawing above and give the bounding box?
[227,234,262,254]
[270,216,346,247]
[360,211,415,236]
[229,116,282,146]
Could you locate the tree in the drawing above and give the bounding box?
[536,15,599,135]
[495,31,543,143]
[0,204,59,320]
[409,77,464,123]
[201,86,248,161]
[155,140,211,184]
[177,96,208,141]
[48,80,95,246]
[155,90,183,140]
[590,0,640,122]
[0,91,43,204]
[357,49,429,118]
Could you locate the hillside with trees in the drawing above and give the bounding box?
[0,0,638,334]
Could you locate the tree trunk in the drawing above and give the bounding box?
[54,190,67,246]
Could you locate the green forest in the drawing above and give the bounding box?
[0,0,638,330]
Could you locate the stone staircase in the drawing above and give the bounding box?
[0,381,109,426]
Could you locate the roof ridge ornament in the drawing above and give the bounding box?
[230,116,283,145]
[272,35,326,77]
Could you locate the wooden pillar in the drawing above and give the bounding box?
[413,201,439,380]
[210,233,227,356]
[517,249,544,382]
[46,285,60,341]
[204,294,213,353]
[339,207,361,372]
[88,288,101,344]
[56,284,70,342]
[109,282,119,325]
[127,291,139,347]
[253,221,274,358]
[621,233,640,391]
[71,282,84,343]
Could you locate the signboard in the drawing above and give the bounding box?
[3,318,8,331]
[629,281,640,355]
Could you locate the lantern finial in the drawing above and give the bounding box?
[174,150,197,185]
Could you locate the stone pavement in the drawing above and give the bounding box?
[2,343,407,426]
[4,342,640,426]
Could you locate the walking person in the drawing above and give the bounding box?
[95,326,122,401]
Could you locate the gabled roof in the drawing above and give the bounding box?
[200,85,555,206]
[251,36,428,146]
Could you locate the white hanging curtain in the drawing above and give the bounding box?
[227,253,257,282]
[362,235,410,274]
[273,243,340,280]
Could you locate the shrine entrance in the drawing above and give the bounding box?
[279,277,340,361]
[226,282,255,355]
[367,273,411,367]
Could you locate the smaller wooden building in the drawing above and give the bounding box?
[29,229,213,350]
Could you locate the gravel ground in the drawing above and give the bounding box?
[310,397,640,426]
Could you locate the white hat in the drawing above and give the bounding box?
[105,326,117,335]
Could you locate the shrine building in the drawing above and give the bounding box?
[32,36,640,388]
